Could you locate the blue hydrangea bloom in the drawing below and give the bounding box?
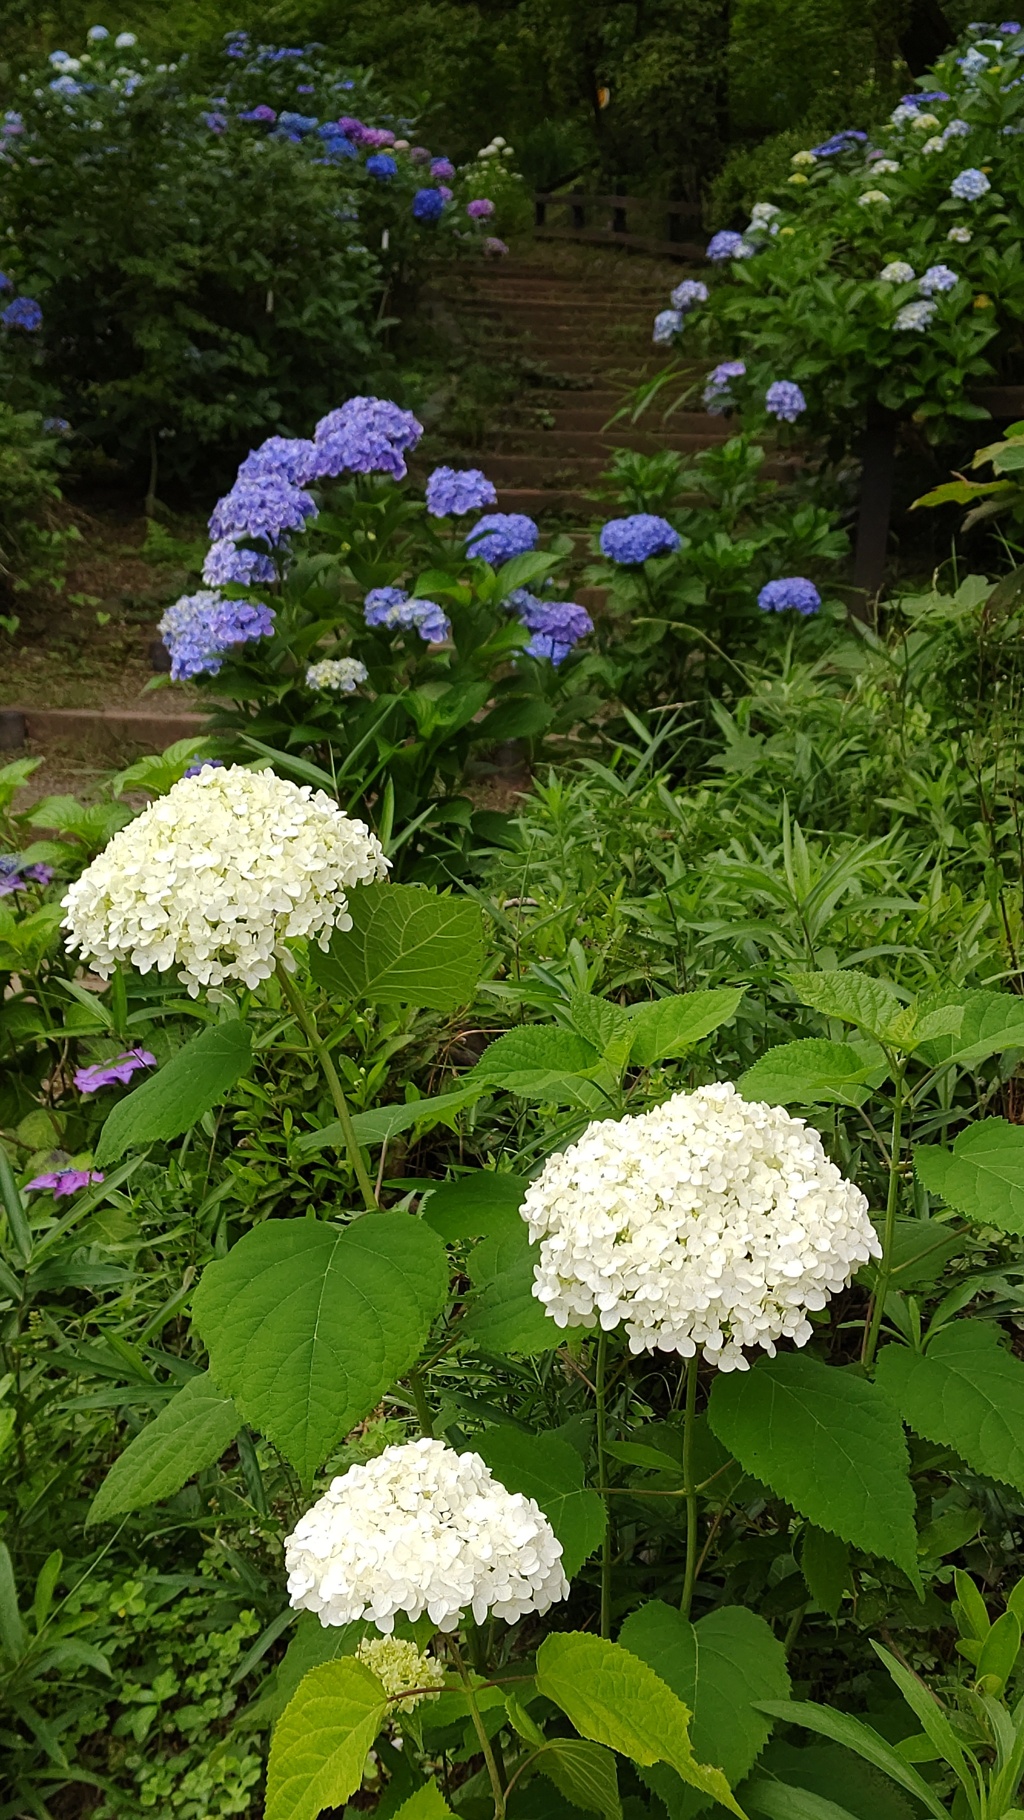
[707,230,748,261]
[703,359,746,413]
[510,592,594,665]
[0,274,11,293]
[765,380,807,422]
[183,758,225,777]
[239,105,277,123]
[413,187,445,221]
[87,25,110,40]
[653,309,684,345]
[758,577,821,615]
[238,435,320,486]
[671,279,709,311]
[50,75,83,95]
[364,587,450,643]
[599,515,682,565]
[425,466,497,516]
[950,167,991,199]
[1,297,42,331]
[314,396,423,480]
[208,476,317,544]
[202,539,276,587]
[899,89,949,105]
[465,513,539,566]
[202,111,228,133]
[811,129,867,155]
[366,153,397,180]
[158,590,276,680]
[919,264,958,295]
[279,111,318,134]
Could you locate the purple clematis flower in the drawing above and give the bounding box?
[74,1048,157,1095]
[26,1169,105,1196]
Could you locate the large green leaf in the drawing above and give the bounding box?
[87,1371,240,1525]
[914,988,1024,1072]
[459,1222,554,1355]
[390,1786,455,1820]
[914,1118,1024,1233]
[618,1602,789,1817]
[297,1088,482,1155]
[96,1020,252,1164]
[535,1633,746,1819]
[192,1213,449,1482]
[310,883,484,1010]
[744,1780,861,1820]
[738,1040,886,1109]
[787,971,904,1045]
[875,1322,1024,1495]
[536,1740,621,1820]
[626,990,745,1068]
[756,1744,916,1820]
[265,1657,389,1820]
[707,1354,918,1580]
[467,1028,602,1101]
[754,1704,945,1820]
[422,1173,528,1242]
[473,1427,605,1576]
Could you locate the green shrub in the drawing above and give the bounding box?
[0,405,73,597]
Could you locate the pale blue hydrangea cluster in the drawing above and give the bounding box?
[880,261,916,283]
[425,465,497,516]
[305,657,368,692]
[758,577,821,615]
[894,299,937,331]
[465,513,539,566]
[703,359,745,414]
[671,279,709,311]
[363,587,450,643]
[158,590,276,680]
[314,397,423,481]
[202,539,276,587]
[599,515,682,565]
[707,230,754,261]
[209,474,317,545]
[918,263,958,294]
[653,310,684,345]
[505,590,593,665]
[950,167,991,199]
[237,435,320,486]
[765,380,806,422]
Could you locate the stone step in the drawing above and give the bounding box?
[486,451,608,483]
[495,486,596,516]
[484,427,733,457]
[4,704,205,758]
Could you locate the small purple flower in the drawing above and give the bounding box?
[431,157,455,179]
[25,864,53,885]
[239,104,277,123]
[278,111,318,136]
[438,185,454,202]
[297,83,315,94]
[75,1048,157,1095]
[671,279,709,311]
[0,866,25,895]
[919,264,958,295]
[364,587,450,642]
[409,146,431,163]
[758,577,821,615]
[202,111,228,133]
[465,513,539,566]
[209,476,316,544]
[765,380,807,422]
[707,230,747,261]
[183,758,224,778]
[467,198,495,218]
[599,515,682,565]
[0,273,11,293]
[202,539,276,588]
[366,153,397,180]
[1000,21,1022,32]
[361,127,396,149]
[2,297,42,332]
[27,1169,104,1197]
[426,466,497,516]
[811,129,868,155]
[482,237,508,257]
[900,90,949,105]
[703,359,746,414]
[413,187,445,222]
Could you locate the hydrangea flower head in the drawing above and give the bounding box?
[880,261,916,282]
[430,157,455,179]
[811,129,867,155]
[209,476,316,545]
[599,514,681,565]
[943,119,971,141]
[413,187,444,221]
[361,128,396,149]
[653,309,683,345]
[948,224,972,242]
[483,236,509,256]
[158,591,276,681]
[919,264,957,295]
[62,766,388,995]
[790,149,816,166]
[467,198,495,218]
[363,588,449,642]
[513,595,593,664]
[465,512,539,566]
[115,31,136,47]
[285,1437,569,1632]
[858,189,891,206]
[425,466,497,516]
[521,1082,878,1370]
[26,1170,104,1197]
[910,113,941,131]
[87,26,110,40]
[2,297,42,331]
[314,397,423,481]
[354,1638,445,1711]
[670,279,709,311]
[894,299,937,331]
[366,153,397,180]
[951,167,991,199]
[305,657,368,692]
[239,104,277,124]
[871,158,900,174]
[765,380,806,422]
[758,577,821,615]
[237,435,319,487]
[707,230,748,261]
[748,202,781,228]
[75,1049,157,1094]
[703,359,746,413]
[202,539,276,588]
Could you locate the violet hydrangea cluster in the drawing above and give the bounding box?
[425,465,497,517]
[364,587,450,643]
[202,540,276,588]
[653,310,683,345]
[671,279,709,311]
[465,513,539,566]
[703,359,746,413]
[707,230,753,261]
[758,577,821,615]
[158,590,275,681]
[918,263,958,294]
[765,380,807,422]
[314,397,423,481]
[950,167,990,200]
[599,514,682,565]
[506,590,593,665]
[209,475,317,546]
[1,296,42,331]
[237,435,320,486]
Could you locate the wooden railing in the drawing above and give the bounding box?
[533,191,705,261]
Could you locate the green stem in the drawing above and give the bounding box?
[680,1352,699,1621]
[275,960,377,1212]
[863,1063,906,1369]
[407,1365,434,1437]
[451,1639,505,1820]
[595,1331,612,1639]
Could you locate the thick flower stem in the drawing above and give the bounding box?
[595,1330,613,1639]
[452,1639,505,1820]
[274,960,378,1212]
[862,1062,905,1369]
[679,1352,700,1621]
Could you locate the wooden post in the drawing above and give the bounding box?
[571,187,586,233]
[851,405,898,617]
[534,193,547,228]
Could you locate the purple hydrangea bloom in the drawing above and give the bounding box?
[671,279,709,311]
[425,465,497,516]
[919,264,958,295]
[208,475,316,544]
[363,587,450,642]
[465,513,539,566]
[758,577,821,615]
[314,396,423,481]
[811,129,868,155]
[366,153,397,179]
[483,237,509,256]
[510,592,594,665]
[237,435,320,486]
[653,309,684,345]
[239,104,277,123]
[75,1048,157,1095]
[703,359,746,413]
[765,379,807,422]
[50,75,83,96]
[339,115,366,138]
[202,111,228,133]
[184,758,225,778]
[0,854,25,896]
[431,157,455,179]
[467,198,495,218]
[413,187,445,221]
[27,1170,104,1196]
[1000,22,1022,32]
[202,539,276,587]
[409,146,431,163]
[0,274,11,293]
[707,230,747,261]
[25,863,53,885]
[951,167,991,200]
[361,127,396,149]
[900,90,950,105]
[599,515,682,565]
[2,297,42,331]
[158,591,276,681]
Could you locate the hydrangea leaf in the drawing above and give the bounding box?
[311,883,484,1010]
[265,1658,389,1820]
[466,1027,602,1100]
[914,1118,1024,1232]
[913,989,1024,1071]
[297,1087,482,1155]
[535,1739,621,1820]
[390,1785,455,1820]
[875,1322,1024,1494]
[535,1632,746,1818]
[626,989,745,1067]
[473,1427,605,1576]
[707,1353,919,1582]
[192,1212,449,1482]
[95,1020,252,1165]
[618,1602,790,1817]
[422,1173,528,1241]
[459,1222,554,1355]
[800,1528,850,1618]
[86,1371,240,1525]
[738,1039,887,1108]
[787,971,904,1045]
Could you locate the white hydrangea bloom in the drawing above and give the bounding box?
[306,657,369,693]
[355,1637,446,1710]
[948,224,972,242]
[871,159,901,174]
[790,149,816,166]
[894,299,937,331]
[880,261,916,282]
[520,1083,879,1373]
[286,1438,569,1634]
[749,201,781,226]
[62,764,388,996]
[858,189,891,206]
[921,137,945,154]
[911,112,941,131]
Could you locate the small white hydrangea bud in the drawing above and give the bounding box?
[521,1083,879,1372]
[62,764,388,996]
[355,1636,446,1710]
[285,1437,569,1634]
